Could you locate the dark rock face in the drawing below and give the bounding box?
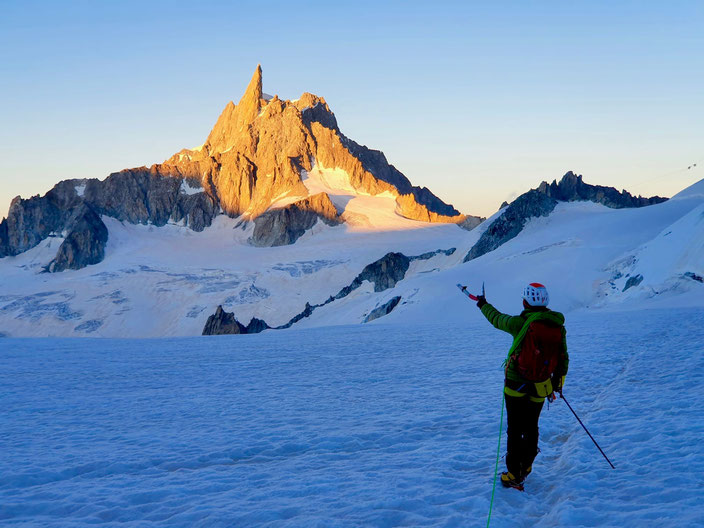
[364,296,402,323]
[250,193,341,247]
[409,186,460,217]
[1,194,71,257]
[202,306,271,335]
[202,247,454,334]
[412,248,456,261]
[0,221,7,257]
[201,248,452,335]
[171,190,219,232]
[0,171,218,269]
[537,172,668,208]
[622,274,644,292]
[276,249,448,328]
[684,271,703,283]
[202,305,245,335]
[358,252,411,292]
[342,138,460,218]
[300,94,340,131]
[463,173,669,263]
[48,205,108,272]
[464,191,557,262]
[87,169,218,230]
[336,252,411,298]
[278,302,316,329]
[245,317,270,334]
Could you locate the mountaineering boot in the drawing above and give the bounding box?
[500,471,524,491]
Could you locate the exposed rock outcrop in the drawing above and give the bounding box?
[202,247,455,334]
[622,274,644,292]
[48,205,108,272]
[684,271,703,283]
[162,66,464,223]
[0,173,217,263]
[86,170,218,230]
[537,172,668,208]
[203,305,245,335]
[412,248,456,260]
[245,317,270,334]
[250,192,341,247]
[335,252,411,297]
[364,296,402,323]
[465,191,557,262]
[464,173,669,262]
[0,192,75,257]
[202,305,272,335]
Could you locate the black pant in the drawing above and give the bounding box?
[505,393,544,478]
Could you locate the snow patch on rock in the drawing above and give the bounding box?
[179,180,203,196]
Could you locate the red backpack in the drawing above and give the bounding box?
[515,319,564,382]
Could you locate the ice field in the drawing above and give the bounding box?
[2,307,703,527]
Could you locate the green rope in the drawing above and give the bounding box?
[487,392,505,528]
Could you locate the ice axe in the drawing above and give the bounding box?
[457,282,484,301]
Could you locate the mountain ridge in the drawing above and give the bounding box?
[0,66,478,269]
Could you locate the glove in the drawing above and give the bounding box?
[476,294,487,308]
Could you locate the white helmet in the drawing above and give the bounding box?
[523,282,549,306]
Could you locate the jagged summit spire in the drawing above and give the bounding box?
[205,65,263,151]
[237,64,263,123]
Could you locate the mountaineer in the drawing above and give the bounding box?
[476,283,569,490]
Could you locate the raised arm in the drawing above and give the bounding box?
[479,303,525,336]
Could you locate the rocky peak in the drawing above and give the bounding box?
[236,64,264,126]
[202,305,244,335]
[1,65,471,269]
[465,172,670,262]
[171,65,465,223]
[205,65,264,154]
[249,192,342,247]
[47,204,108,272]
[201,305,270,335]
[537,171,668,208]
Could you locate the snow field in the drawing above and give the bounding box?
[0,213,464,337]
[2,178,703,338]
[2,307,703,526]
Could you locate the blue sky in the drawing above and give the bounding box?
[1,0,702,218]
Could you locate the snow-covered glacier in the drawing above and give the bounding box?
[2,308,703,526]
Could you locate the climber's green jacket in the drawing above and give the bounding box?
[480,302,569,401]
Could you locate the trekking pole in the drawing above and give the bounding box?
[560,393,616,469]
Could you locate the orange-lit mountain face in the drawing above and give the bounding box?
[162,65,468,223]
[0,65,479,270]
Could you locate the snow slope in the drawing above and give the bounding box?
[2,308,703,526]
[0,179,703,337]
[0,213,465,337]
[269,162,434,232]
[299,180,704,329]
[597,201,704,307]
